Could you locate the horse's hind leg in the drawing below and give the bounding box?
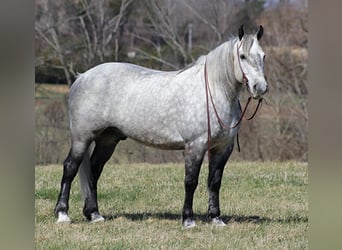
[207,143,234,226]
[54,140,90,223]
[182,141,206,228]
[81,129,125,222]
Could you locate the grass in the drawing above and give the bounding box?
[35,83,69,98]
[35,161,308,249]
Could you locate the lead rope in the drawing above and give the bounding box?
[204,61,212,160]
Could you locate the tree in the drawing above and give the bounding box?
[35,0,73,85]
[35,0,134,85]
[76,0,133,66]
[236,0,265,32]
[35,0,308,162]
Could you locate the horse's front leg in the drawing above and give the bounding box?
[207,143,234,226]
[182,141,206,228]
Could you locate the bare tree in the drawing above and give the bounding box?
[77,0,133,66]
[181,0,222,43]
[257,1,308,161]
[137,0,189,68]
[129,0,241,69]
[35,0,308,162]
[35,1,73,85]
[35,0,134,85]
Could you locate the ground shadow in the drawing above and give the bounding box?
[103,212,307,224]
[104,212,181,222]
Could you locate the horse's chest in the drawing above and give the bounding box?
[211,127,237,148]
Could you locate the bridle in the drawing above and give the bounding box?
[204,39,264,159]
[236,39,249,85]
[232,39,263,128]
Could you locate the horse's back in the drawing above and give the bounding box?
[67,62,202,147]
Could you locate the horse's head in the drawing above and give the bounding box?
[234,25,268,99]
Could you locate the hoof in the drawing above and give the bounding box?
[183,218,196,228]
[56,212,71,223]
[90,212,105,223]
[212,217,226,226]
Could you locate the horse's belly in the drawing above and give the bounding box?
[120,125,185,150]
[132,136,185,150]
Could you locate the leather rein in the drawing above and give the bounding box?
[204,40,263,159]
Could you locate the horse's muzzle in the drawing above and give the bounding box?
[252,83,268,99]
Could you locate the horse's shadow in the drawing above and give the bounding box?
[103,212,307,224]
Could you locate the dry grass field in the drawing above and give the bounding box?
[35,161,308,249]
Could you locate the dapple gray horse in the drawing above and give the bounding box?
[55,25,268,228]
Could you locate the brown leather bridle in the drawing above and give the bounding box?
[204,40,264,159]
[236,38,249,85]
[232,39,264,128]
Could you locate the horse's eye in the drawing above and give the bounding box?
[263,55,266,60]
[240,54,246,60]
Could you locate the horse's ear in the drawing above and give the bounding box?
[238,25,244,41]
[256,25,264,40]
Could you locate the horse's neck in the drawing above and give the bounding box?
[206,41,241,104]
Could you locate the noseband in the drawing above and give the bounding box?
[204,40,264,158]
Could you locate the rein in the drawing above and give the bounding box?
[204,40,263,159]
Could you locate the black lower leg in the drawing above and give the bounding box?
[54,151,83,217]
[207,145,233,219]
[182,143,204,223]
[182,176,198,222]
[208,174,222,219]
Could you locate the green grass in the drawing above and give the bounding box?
[35,161,308,249]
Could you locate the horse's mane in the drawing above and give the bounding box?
[177,55,206,75]
[205,38,238,102]
[204,35,255,102]
[176,35,256,102]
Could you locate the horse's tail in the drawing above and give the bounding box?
[78,143,94,201]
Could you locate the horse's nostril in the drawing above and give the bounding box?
[253,84,258,92]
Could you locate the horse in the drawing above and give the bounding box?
[54,25,268,228]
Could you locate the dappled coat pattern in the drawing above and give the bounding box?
[54,25,268,228]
